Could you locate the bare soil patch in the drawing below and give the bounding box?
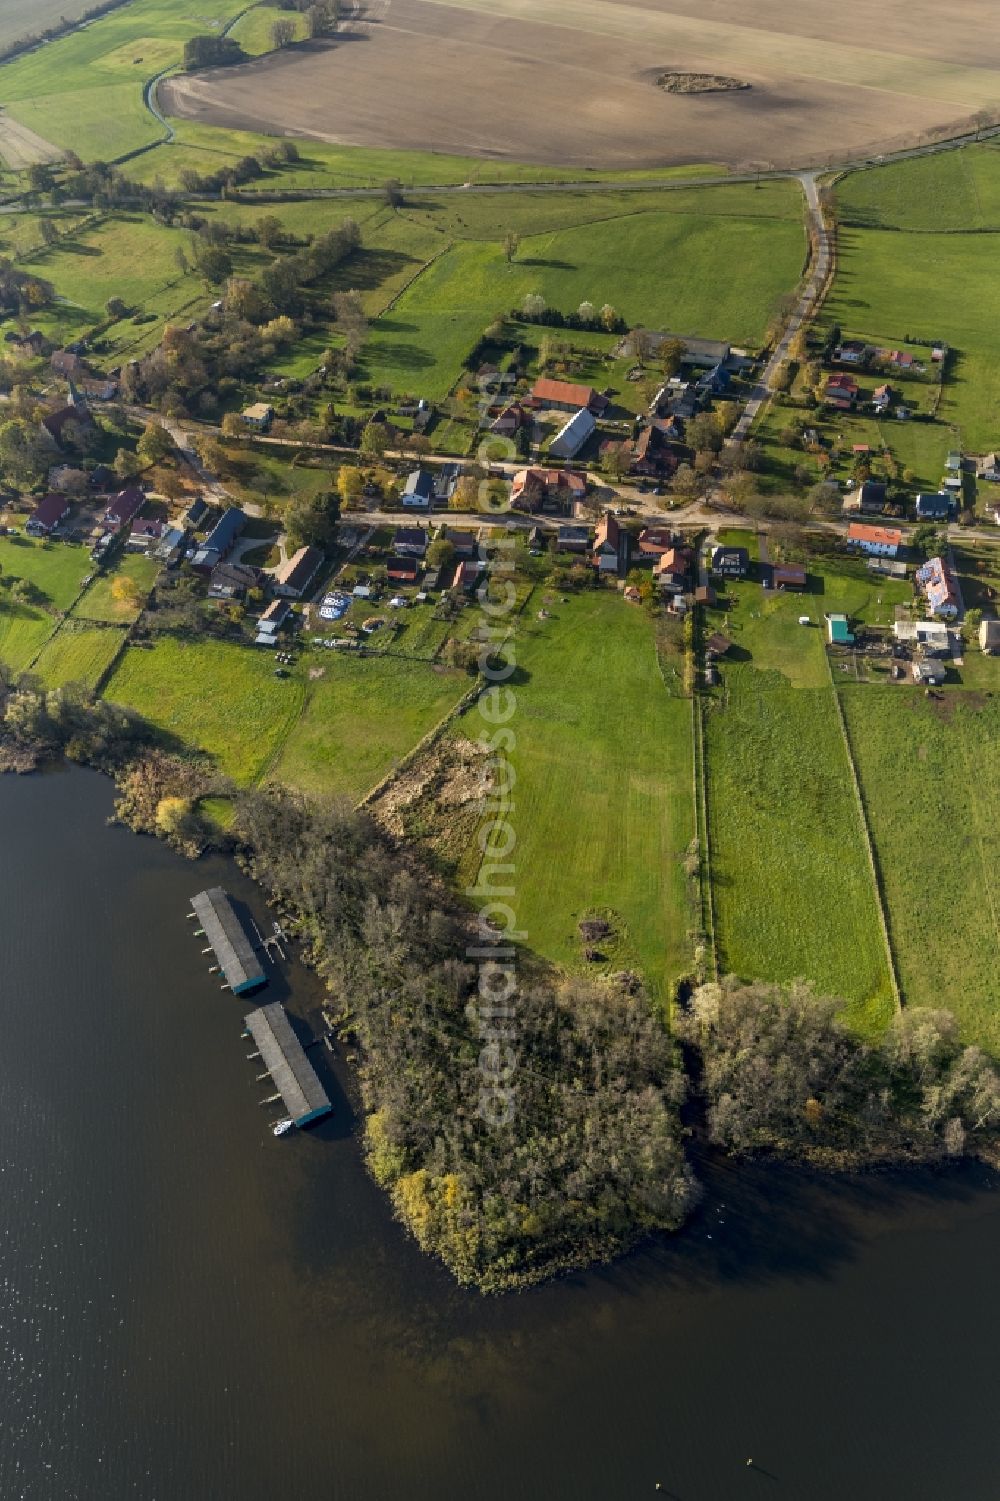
[161,0,1000,170]
[0,109,62,169]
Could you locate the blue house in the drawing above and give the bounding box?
[192,506,247,571]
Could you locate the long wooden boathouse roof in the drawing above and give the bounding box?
[245,1003,332,1127]
[191,887,266,995]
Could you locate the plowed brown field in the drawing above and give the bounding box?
[160,0,1000,169]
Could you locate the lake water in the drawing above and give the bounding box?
[1,766,997,1500]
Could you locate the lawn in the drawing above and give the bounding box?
[0,0,239,162]
[227,5,307,56]
[272,654,466,799]
[827,227,1000,451]
[454,590,695,998]
[0,535,92,609]
[18,212,236,362]
[127,118,723,191]
[840,687,1000,1052]
[836,144,1000,231]
[0,601,57,673]
[75,553,161,624]
[32,623,127,688]
[105,635,307,782]
[362,204,804,398]
[704,664,895,1034]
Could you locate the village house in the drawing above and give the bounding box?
[916,556,960,619]
[240,402,274,432]
[530,377,608,415]
[26,492,70,536]
[255,598,290,648]
[637,526,676,558]
[556,524,591,554]
[103,486,145,532]
[979,618,1000,654]
[41,387,94,449]
[439,527,477,560]
[656,546,692,594]
[694,584,717,606]
[833,339,869,365]
[911,659,946,686]
[391,526,428,559]
[387,555,420,584]
[548,407,596,461]
[914,492,953,521]
[273,545,324,598]
[843,479,887,516]
[401,470,435,511]
[50,349,85,379]
[207,561,264,601]
[155,525,187,565]
[846,522,902,558]
[623,423,675,477]
[705,632,733,658]
[451,560,484,592]
[592,512,630,576]
[893,619,951,656]
[824,374,860,410]
[770,563,807,590]
[488,402,528,437]
[125,518,164,553]
[711,545,749,579]
[184,496,209,531]
[975,452,1000,483]
[872,383,895,415]
[511,467,586,514]
[192,506,247,571]
[627,330,731,370]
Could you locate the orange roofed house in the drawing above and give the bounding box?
[846,522,903,558]
[530,377,608,415]
[510,467,586,515]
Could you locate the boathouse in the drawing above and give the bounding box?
[191,887,266,995]
[245,1003,332,1127]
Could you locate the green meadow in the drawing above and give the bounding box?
[828,226,1000,451]
[271,655,467,800]
[32,623,127,688]
[457,590,696,999]
[362,196,804,398]
[841,687,1000,1052]
[836,143,1000,231]
[0,0,236,162]
[701,564,899,1034]
[106,635,308,782]
[76,553,162,624]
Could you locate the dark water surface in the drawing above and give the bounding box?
[1,767,997,1500]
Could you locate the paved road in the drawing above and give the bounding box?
[730,171,832,444]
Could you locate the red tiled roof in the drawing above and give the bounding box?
[847,522,902,546]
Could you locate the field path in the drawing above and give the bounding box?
[0,108,61,169]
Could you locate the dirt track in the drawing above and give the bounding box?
[160,0,1000,170]
[0,109,62,169]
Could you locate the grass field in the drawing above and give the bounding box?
[827,227,1000,451]
[0,536,91,610]
[704,668,894,1034]
[227,5,308,57]
[128,119,723,191]
[837,144,1000,230]
[840,687,1000,1050]
[271,656,466,799]
[17,212,246,363]
[32,623,127,688]
[701,564,900,1032]
[76,554,161,624]
[106,635,307,782]
[0,0,243,162]
[455,590,695,998]
[362,201,804,398]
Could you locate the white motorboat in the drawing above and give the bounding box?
[272,1118,294,1137]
